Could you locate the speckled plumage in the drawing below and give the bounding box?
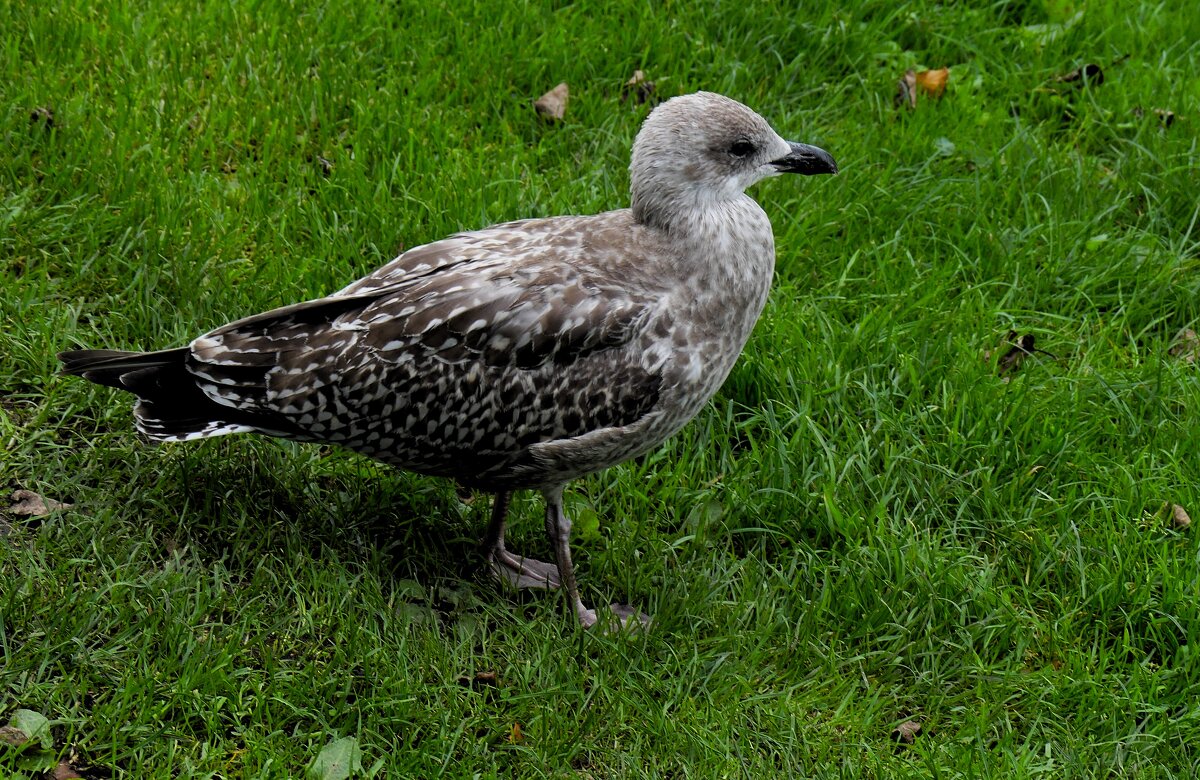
[60,92,837,628]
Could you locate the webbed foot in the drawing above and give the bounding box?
[487,547,562,590]
[579,603,652,633]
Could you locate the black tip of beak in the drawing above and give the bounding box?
[771,142,838,176]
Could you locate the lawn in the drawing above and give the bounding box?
[3,0,1200,777]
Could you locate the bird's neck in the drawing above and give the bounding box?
[673,193,773,269]
[631,180,742,233]
[665,195,777,331]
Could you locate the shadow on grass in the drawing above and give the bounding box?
[140,440,560,621]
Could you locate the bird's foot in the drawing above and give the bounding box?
[487,547,562,590]
[579,603,652,633]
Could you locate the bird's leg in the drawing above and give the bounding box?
[483,490,561,589]
[479,489,509,553]
[542,486,596,627]
[541,486,651,631]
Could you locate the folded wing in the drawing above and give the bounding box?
[183,219,667,479]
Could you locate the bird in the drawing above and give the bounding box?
[59,91,837,629]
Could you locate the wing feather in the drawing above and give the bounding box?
[182,215,668,466]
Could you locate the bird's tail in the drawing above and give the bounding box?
[58,348,255,441]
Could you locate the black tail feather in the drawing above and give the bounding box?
[58,347,262,441]
[58,348,191,391]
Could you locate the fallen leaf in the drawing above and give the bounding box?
[456,669,499,690]
[1135,106,1176,128]
[0,725,29,747]
[52,760,84,779]
[5,709,52,750]
[997,331,1035,377]
[30,106,55,128]
[307,736,363,780]
[892,719,922,744]
[534,83,569,121]
[895,69,917,109]
[1055,63,1104,88]
[1161,503,1191,529]
[7,489,72,517]
[1033,57,1125,125]
[621,70,656,104]
[915,68,949,98]
[992,331,1057,381]
[1169,329,1200,364]
[896,68,948,109]
[508,722,524,743]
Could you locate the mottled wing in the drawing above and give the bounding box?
[354,259,653,369]
[334,218,547,297]
[185,294,374,415]
[183,221,666,478]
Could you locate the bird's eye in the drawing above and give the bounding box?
[728,140,755,158]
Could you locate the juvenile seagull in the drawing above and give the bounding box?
[60,92,837,629]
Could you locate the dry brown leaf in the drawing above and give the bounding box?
[991,331,1057,381]
[896,68,948,109]
[621,70,657,104]
[456,669,499,691]
[1169,329,1200,363]
[508,722,524,743]
[1161,503,1191,529]
[1135,106,1178,128]
[0,724,29,746]
[8,489,72,517]
[1055,63,1104,88]
[534,83,569,121]
[998,332,1036,378]
[892,719,922,744]
[52,760,85,780]
[30,106,55,129]
[915,68,949,98]
[989,331,1035,379]
[895,69,917,109]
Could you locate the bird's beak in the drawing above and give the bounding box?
[770,142,838,175]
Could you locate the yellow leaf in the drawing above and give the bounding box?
[915,68,949,98]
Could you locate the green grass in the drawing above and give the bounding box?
[4,0,1200,776]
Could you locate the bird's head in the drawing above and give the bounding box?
[629,91,836,229]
